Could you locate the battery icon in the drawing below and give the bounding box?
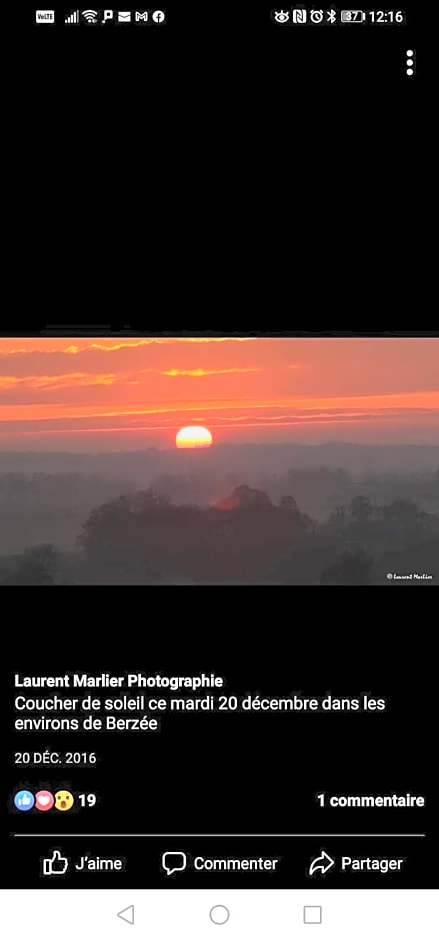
[340,10,366,21]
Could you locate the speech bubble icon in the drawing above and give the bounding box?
[162,851,187,876]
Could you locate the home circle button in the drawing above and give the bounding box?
[210,906,230,925]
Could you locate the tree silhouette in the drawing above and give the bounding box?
[278,495,299,514]
[78,489,177,582]
[321,549,375,585]
[78,484,317,583]
[71,485,439,585]
[378,499,430,544]
[214,484,273,512]
[349,495,374,525]
[328,504,348,528]
[2,544,60,585]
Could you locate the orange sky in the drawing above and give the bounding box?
[0,337,438,450]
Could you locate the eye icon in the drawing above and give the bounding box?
[274,10,290,23]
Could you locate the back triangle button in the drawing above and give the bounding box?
[117,905,134,925]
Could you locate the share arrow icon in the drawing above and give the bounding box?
[309,850,336,876]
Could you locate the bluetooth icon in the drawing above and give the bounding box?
[326,9,337,22]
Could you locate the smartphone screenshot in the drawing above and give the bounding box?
[1,329,436,937]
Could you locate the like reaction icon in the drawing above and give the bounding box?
[42,850,70,877]
[14,790,35,812]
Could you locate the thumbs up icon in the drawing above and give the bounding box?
[14,790,35,812]
[42,850,70,876]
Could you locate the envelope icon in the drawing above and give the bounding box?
[118,11,131,21]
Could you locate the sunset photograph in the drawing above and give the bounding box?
[0,336,438,585]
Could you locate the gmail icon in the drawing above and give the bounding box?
[117,10,131,21]
[135,10,148,19]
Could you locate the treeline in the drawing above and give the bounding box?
[150,466,439,518]
[0,473,134,554]
[1,468,437,557]
[2,484,438,585]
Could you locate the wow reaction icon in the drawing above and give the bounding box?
[54,790,74,812]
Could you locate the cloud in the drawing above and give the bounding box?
[4,408,439,439]
[0,373,118,390]
[72,338,254,351]
[0,338,254,358]
[95,390,439,417]
[1,391,438,442]
[0,348,28,356]
[161,368,260,377]
[0,366,260,392]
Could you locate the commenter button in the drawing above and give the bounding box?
[195,857,280,872]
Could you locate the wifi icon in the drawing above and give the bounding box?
[81,9,98,22]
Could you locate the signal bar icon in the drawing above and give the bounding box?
[65,10,80,23]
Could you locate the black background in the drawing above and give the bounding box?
[24,2,420,86]
[20,1,419,308]
[2,586,434,889]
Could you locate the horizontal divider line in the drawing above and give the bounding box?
[13,833,427,838]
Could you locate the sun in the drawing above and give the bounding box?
[175,426,213,449]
